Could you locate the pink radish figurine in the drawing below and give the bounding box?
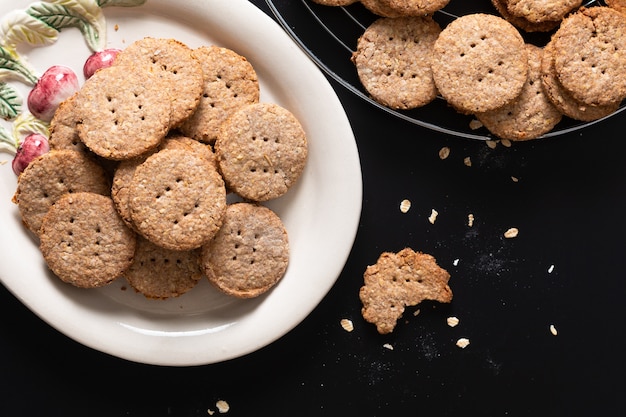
[83,48,121,79]
[27,66,79,122]
[12,133,50,175]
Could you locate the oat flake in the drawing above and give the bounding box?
[428,209,438,224]
[216,400,230,414]
[486,140,497,149]
[469,119,483,130]
[340,318,354,332]
[400,199,411,213]
[504,227,519,238]
[550,324,558,336]
[456,338,470,348]
[500,139,512,147]
[447,317,460,327]
[439,146,450,160]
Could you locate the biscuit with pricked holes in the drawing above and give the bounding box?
[201,202,289,299]
[552,6,626,107]
[540,39,619,121]
[215,102,307,202]
[113,37,204,128]
[380,0,451,16]
[476,44,563,140]
[430,13,528,114]
[179,45,260,144]
[74,64,171,160]
[352,15,441,110]
[12,149,110,236]
[39,192,136,288]
[128,148,226,251]
[490,0,561,32]
[360,248,452,334]
[124,236,203,299]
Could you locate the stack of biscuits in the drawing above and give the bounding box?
[317,0,626,140]
[12,38,308,300]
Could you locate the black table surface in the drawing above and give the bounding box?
[2,1,625,416]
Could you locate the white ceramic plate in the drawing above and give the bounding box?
[0,0,362,366]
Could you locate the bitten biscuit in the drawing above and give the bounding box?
[476,44,563,140]
[352,16,441,110]
[129,148,227,251]
[124,236,203,299]
[179,46,260,144]
[215,102,307,202]
[430,13,529,114]
[201,203,289,299]
[113,37,204,128]
[12,149,110,235]
[74,64,171,160]
[552,6,626,107]
[360,248,453,334]
[39,192,136,288]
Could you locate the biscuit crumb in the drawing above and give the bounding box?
[468,213,474,227]
[511,176,519,183]
[428,209,438,224]
[500,139,512,148]
[456,338,470,348]
[453,258,459,266]
[208,409,215,415]
[486,140,497,149]
[550,324,558,336]
[340,318,354,332]
[504,227,519,238]
[413,308,421,316]
[447,316,460,327]
[383,343,394,350]
[439,146,450,160]
[463,156,472,167]
[548,264,555,274]
[469,119,483,130]
[400,199,411,213]
[216,400,230,413]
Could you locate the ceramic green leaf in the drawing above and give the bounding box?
[97,0,147,6]
[27,2,103,51]
[0,124,17,153]
[0,9,60,49]
[12,112,49,140]
[0,82,22,120]
[0,46,39,85]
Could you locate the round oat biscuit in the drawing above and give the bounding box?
[39,192,136,288]
[49,94,89,154]
[312,0,358,5]
[13,149,110,236]
[215,102,308,202]
[179,46,260,144]
[540,40,619,121]
[74,64,171,160]
[200,202,289,299]
[476,44,563,140]
[505,0,582,23]
[360,0,405,17]
[552,6,626,107]
[352,16,441,110]
[113,37,203,128]
[431,13,529,114]
[124,236,203,299]
[380,0,451,16]
[491,0,561,32]
[129,148,227,251]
